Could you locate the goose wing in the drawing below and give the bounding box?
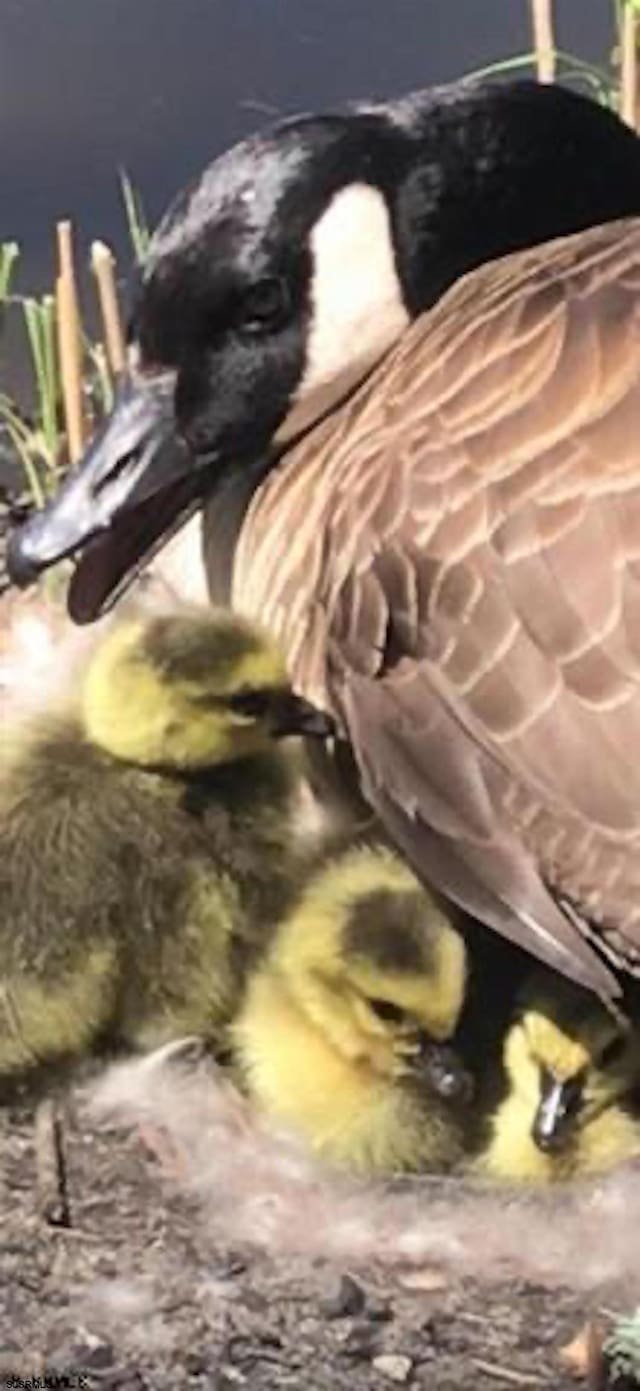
[323,218,640,997]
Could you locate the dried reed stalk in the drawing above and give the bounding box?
[91,240,126,376]
[529,0,556,83]
[620,2,639,130]
[56,220,85,463]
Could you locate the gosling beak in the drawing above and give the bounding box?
[532,1073,583,1153]
[420,1041,474,1103]
[269,692,335,740]
[6,374,208,623]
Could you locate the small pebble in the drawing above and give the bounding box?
[341,1322,379,1360]
[216,1367,246,1389]
[218,1254,247,1279]
[366,1293,393,1323]
[560,1320,604,1383]
[320,1273,365,1319]
[372,1352,414,1383]
[185,1351,208,1376]
[398,1268,448,1294]
[72,1339,116,1371]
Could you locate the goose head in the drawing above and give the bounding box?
[8,80,640,618]
[232,843,472,1171]
[269,843,470,1080]
[82,607,333,770]
[504,973,640,1158]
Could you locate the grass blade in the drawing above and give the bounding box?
[120,169,151,264]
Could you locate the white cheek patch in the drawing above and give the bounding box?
[277,183,410,441]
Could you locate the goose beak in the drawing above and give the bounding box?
[6,374,206,623]
[532,1073,583,1152]
[420,1041,474,1103]
[269,692,335,740]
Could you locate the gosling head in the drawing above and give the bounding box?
[504,973,640,1157]
[82,606,333,770]
[275,846,471,1101]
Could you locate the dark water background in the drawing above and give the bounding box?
[0,0,615,400]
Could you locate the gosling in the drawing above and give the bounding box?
[232,843,471,1174]
[0,606,331,1085]
[476,971,640,1183]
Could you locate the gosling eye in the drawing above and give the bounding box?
[240,277,290,336]
[599,1035,627,1069]
[227,689,271,719]
[369,999,406,1025]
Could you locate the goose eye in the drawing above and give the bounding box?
[241,277,289,335]
[599,1035,626,1068]
[228,689,270,718]
[369,998,405,1024]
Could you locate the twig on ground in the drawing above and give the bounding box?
[472,1360,545,1386]
[35,1096,71,1228]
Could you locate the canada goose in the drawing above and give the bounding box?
[476,971,640,1183]
[9,79,640,1000]
[231,842,471,1173]
[0,606,331,1084]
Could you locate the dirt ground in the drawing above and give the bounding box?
[0,1097,626,1391]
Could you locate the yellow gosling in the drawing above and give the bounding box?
[477,971,640,1183]
[232,844,471,1174]
[0,606,331,1084]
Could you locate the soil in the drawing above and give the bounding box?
[0,1101,620,1391]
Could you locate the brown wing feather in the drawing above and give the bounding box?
[340,667,617,996]
[234,218,640,992]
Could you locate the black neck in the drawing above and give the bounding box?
[380,80,640,315]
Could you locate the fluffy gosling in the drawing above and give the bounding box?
[0,606,331,1085]
[476,971,640,1182]
[232,843,471,1174]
